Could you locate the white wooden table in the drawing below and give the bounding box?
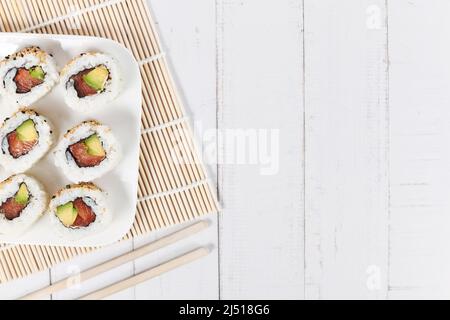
[1,0,449,300]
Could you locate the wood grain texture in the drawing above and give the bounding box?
[304,0,389,299]
[217,0,304,299]
[81,247,210,300]
[388,0,450,299]
[132,0,219,299]
[0,270,50,300]
[50,241,135,300]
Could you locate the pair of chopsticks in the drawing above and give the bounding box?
[20,220,210,300]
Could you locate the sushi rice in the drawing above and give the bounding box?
[0,174,48,236]
[53,121,120,183]
[0,47,59,109]
[60,52,121,113]
[48,183,109,240]
[0,109,54,174]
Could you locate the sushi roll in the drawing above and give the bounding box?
[0,174,48,236]
[60,52,121,113]
[54,121,120,183]
[0,109,54,174]
[48,183,109,239]
[0,47,59,108]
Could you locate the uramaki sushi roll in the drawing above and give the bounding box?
[48,183,109,239]
[0,109,54,174]
[0,174,48,236]
[53,121,120,183]
[0,47,59,108]
[60,52,121,113]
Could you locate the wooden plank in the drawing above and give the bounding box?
[0,269,50,300]
[134,219,217,299]
[133,0,219,299]
[217,0,304,299]
[304,0,389,299]
[388,0,450,299]
[50,241,135,300]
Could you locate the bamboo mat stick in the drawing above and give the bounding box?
[79,247,210,300]
[20,221,209,300]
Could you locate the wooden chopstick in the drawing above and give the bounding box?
[79,247,210,300]
[20,220,209,300]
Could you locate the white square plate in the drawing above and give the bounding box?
[0,33,142,247]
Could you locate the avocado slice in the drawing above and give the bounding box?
[29,66,45,81]
[16,119,38,142]
[83,65,109,91]
[84,134,106,157]
[15,183,29,205]
[56,202,78,227]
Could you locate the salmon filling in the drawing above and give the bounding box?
[5,119,39,159]
[71,68,98,98]
[56,198,96,228]
[0,198,25,220]
[13,67,44,94]
[0,183,30,221]
[68,134,106,168]
[7,131,37,159]
[72,198,96,227]
[70,65,109,98]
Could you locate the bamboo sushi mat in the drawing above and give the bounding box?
[0,0,219,284]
